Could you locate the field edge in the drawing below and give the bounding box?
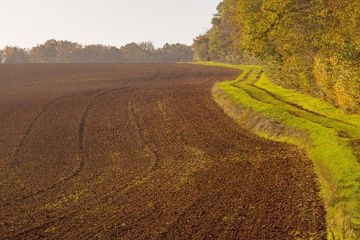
[194,61,360,240]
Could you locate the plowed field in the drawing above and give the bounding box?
[0,64,326,239]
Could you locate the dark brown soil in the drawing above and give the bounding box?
[0,64,326,239]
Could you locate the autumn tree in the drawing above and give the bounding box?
[29,39,83,63]
[193,0,360,113]
[82,45,120,63]
[193,34,210,61]
[1,46,29,63]
[156,43,193,63]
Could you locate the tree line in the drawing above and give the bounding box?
[0,39,193,64]
[194,0,360,113]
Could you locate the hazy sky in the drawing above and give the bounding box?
[0,0,220,48]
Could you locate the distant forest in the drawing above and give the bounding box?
[0,39,193,64]
[193,0,360,113]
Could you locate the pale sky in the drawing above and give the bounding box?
[0,0,220,49]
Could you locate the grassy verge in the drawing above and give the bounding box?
[196,61,360,240]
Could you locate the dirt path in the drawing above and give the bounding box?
[0,64,326,239]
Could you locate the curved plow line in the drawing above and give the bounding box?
[10,94,77,166]
[128,92,160,172]
[2,89,120,207]
[4,88,163,239]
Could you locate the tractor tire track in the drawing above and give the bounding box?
[2,89,121,207]
[128,91,161,172]
[231,71,356,134]
[3,86,168,239]
[10,93,76,167]
[238,70,253,83]
[2,88,130,238]
[241,87,335,131]
[249,75,358,128]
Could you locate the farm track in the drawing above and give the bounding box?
[0,64,326,239]
[251,84,358,128]
[230,69,358,141]
[236,71,358,129]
